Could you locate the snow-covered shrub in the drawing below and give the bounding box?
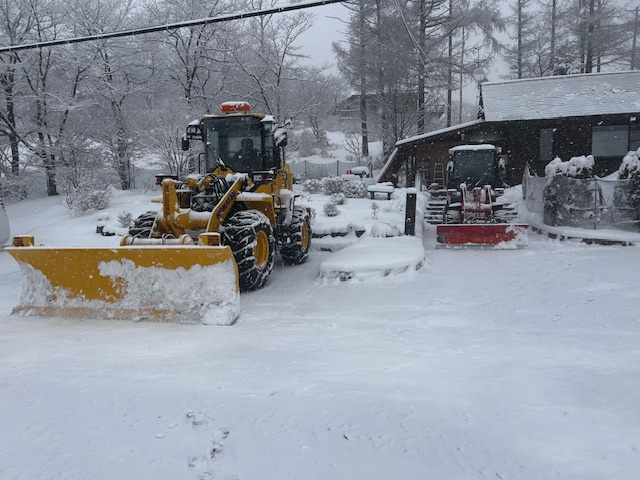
[616,149,640,222]
[543,155,596,226]
[618,149,640,180]
[330,192,346,205]
[342,179,366,198]
[323,202,340,217]
[371,201,380,219]
[302,178,323,194]
[117,210,134,228]
[322,176,344,195]
[0,173,29,200]
[545,155,594,181]
[307,206,317,222]
[65,182,113,216]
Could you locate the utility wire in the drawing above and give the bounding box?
[0,0,344,54]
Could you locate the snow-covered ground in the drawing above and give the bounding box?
[1,186,640,479]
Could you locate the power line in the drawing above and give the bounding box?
[0,0,345,54]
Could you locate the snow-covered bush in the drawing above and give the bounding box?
[323,202,340,217]
[543,155,596,226]
[618,149,640,180]
[544,155,594,182]
[342,179,366,198]
[616,149,640,222]
[330,192,346,205]
[302,178,323,194]
[117,210,134,228]
[322,176,344,195]
[65,182,113,216]
[371,201,380,219]
[0,173,29,200]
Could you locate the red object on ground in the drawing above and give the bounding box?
[436,223,529,246]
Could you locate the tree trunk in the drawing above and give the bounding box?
[417,0,427,132]
[446,0,453,128]
[550,0,556,70]
[585,0,595,73]
[359,0,369,158]
[517,0,523,79]
[112,100,132,190]
[3,66,21,175]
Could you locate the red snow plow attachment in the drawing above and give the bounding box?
[434,184,528,248]
[436,223,529,248]
[6,234,240,325]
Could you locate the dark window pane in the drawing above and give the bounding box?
[540,128,554,162]
[592,125,629,157]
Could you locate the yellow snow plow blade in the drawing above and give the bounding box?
[6,234,240,325]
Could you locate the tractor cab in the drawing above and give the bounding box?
[446,145,506,191]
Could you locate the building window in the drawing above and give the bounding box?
[539,128,554,162]
[592,125,630,157]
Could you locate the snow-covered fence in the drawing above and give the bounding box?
[290,160,360,180]
[522,165,545,214]
[523,165,637,231]
[544,176,636,230]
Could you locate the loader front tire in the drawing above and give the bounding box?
[224,210,276,292]
[129,211,158,237]
[280,206,311,265]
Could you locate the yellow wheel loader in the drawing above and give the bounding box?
[7,101,311,325]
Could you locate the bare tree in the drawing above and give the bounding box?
[0,0,32,175]
[231,0,317,121]
[69,0,155,190]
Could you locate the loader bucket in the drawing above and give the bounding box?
[436,223,528,248]
[6,236,240,325]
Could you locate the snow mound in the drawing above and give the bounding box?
[318,236,424,282]
[370,222,401,238]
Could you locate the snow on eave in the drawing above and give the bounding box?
[395,119,485,147]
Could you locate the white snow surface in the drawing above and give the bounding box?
[450,144,496,151]
[1,187,640,479]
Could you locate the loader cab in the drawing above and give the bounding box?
[446,145,506,190]
[182,103,285,175]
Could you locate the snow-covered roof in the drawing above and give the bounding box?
[395,119,484,146]
[482,71,640,122]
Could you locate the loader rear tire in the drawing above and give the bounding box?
[281,206,311,265]
[224,210,276,292]
[129,211,158,238]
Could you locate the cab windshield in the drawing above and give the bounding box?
[449,151,496,188]
[204,116,264,172]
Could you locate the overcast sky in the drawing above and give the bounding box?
[297,2,349,74]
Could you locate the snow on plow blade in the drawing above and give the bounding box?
[436,224,528,248]
[6,236,240,325]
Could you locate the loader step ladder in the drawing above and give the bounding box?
[432,163,445,187]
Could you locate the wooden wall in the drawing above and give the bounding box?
[385,114,638,187]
